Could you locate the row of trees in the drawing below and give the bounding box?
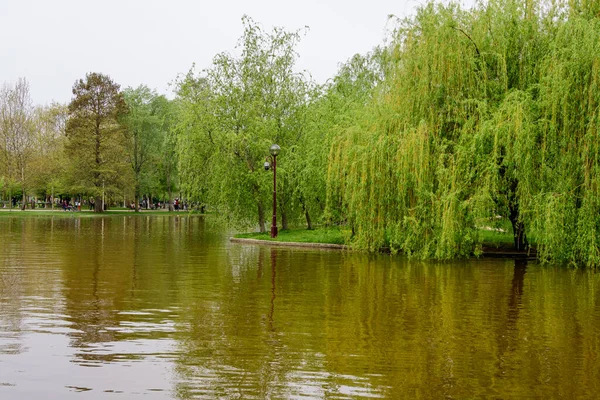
[2,1,600,265]
[0,76,178,212]
[0,13,383,226]
[65,74,178,212]
[174,2,600,266]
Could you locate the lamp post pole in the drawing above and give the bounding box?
[266,144,281,238]
[271,152,277,238]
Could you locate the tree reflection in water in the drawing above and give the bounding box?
[2,217,600,399]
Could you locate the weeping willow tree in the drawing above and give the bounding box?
[327,0,600,265]
[289,49,387,230]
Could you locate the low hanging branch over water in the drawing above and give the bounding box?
[326,0,600,266]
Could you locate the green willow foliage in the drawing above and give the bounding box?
[327,0,600,265]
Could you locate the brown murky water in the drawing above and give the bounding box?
[1,215,600,399]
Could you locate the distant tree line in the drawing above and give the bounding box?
[2,1,600,265]
[0,75,178,212]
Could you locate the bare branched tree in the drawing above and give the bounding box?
[0,78,34,209]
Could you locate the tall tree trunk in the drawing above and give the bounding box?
[20,165,26,210]
[508,180,527,251]
[509,205,527,251]
[134,171,140,213]
[167,172,173,212]
[94,195,103,213]
[258,202,266,233]
[94,114,103,213]
[498,162,526,251]
[302,201,313,230]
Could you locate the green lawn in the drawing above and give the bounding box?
[479,229,516,248]
[478,219,536,249]
[236,222,532,251]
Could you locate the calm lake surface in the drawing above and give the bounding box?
[1,215,600,399]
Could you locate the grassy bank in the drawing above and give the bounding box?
[235,225,530,252]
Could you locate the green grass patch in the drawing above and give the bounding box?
[480,229,516,249]
[235,227,346,245]
[479,219,537,249]
[236,223,533,251]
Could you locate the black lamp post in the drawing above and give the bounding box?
[264,144,280,238]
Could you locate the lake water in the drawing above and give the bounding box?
[1,215,600,399]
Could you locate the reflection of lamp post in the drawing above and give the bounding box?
[269,247,277,331]
[264,144,280,238]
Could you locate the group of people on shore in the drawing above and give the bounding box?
[129,198,187,211]
[1,197,191,211]
[62,199,85,211]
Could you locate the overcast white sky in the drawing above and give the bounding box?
[1,0,474,105]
